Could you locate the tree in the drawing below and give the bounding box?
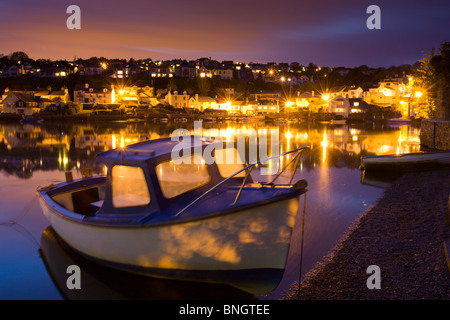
[430,42,450,120]
[197,78,211,96]
[413,48,438,118]
[9,51,29,61]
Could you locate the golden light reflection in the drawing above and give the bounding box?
[321,130,328,165]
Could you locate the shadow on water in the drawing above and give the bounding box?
[360,169,406,189]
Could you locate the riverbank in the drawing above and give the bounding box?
[288,169,450,300]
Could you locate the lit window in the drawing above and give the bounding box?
[156,154,210,198]
[214,148,246,178]
[112,166,151,208]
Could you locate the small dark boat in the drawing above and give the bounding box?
[20,116,43,124]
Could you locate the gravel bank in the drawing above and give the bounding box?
[288,169,450,300]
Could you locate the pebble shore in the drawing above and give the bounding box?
[287,169,450,300]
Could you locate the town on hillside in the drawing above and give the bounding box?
[0,52,430,122]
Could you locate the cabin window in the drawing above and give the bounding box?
[111,165,151,208]
[214,148,246,178]
[156,154,210,198]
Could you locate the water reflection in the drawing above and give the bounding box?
[0,121,421,179]
[0,119,422,299]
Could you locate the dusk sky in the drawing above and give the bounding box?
[1,0,449,68]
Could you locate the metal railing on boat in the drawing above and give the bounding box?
[174,146,309,217]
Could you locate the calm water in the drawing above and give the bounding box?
[0,119,420,300]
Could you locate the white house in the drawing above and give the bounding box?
[74,83,113,105]
[364,81,406,106]
[328,95,350,118]
[165,90,190,109]
[213,66,234,80]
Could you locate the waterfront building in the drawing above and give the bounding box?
[73,83,114,105]
[213,66,234,80]
[165,90,190,109]
[74,62,104,76]
[188,94,217,111]
[112,85,156,105]
[148,63,173,78]
[174,65,197,79]
[198,66,213,78]
[2,91,42,116]
[250,91,282,103]
[327,95,350,118]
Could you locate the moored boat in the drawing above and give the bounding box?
[20,116,43,124]
[360,150,450,172]
[37,136,308,293]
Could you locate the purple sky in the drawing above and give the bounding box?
[0,0,449,67]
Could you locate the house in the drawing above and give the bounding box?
[165,90,190,109]
[249,91,282,102]
[347,86,364,98]
[321,86,353,101]
[364,81,407,106]
[34,68,70,77]
[215,99,246,114]
[213,66,233,80]
[2,91,42,115]
[328,95,350,118]
[188,94,217,111]
[113,85,156,105]
[252,103,279,114]
[174,65,197,79]
[113,62,143,78]
[75,62,104,76]
[74,83,113,105]
[348,98,373,114]
[34,87,71,103]
[148,63,173,78]
[198,66,212,78]
[0,65,23,78]
[294,91,323,111]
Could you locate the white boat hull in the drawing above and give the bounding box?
[39,195,300,276]
[361,151,450,172]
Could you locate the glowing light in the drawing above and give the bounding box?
[285,101,294,108]
[415,91,423,98]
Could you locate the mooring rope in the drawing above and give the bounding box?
[0,194,40,248]
[297,192,307,300]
